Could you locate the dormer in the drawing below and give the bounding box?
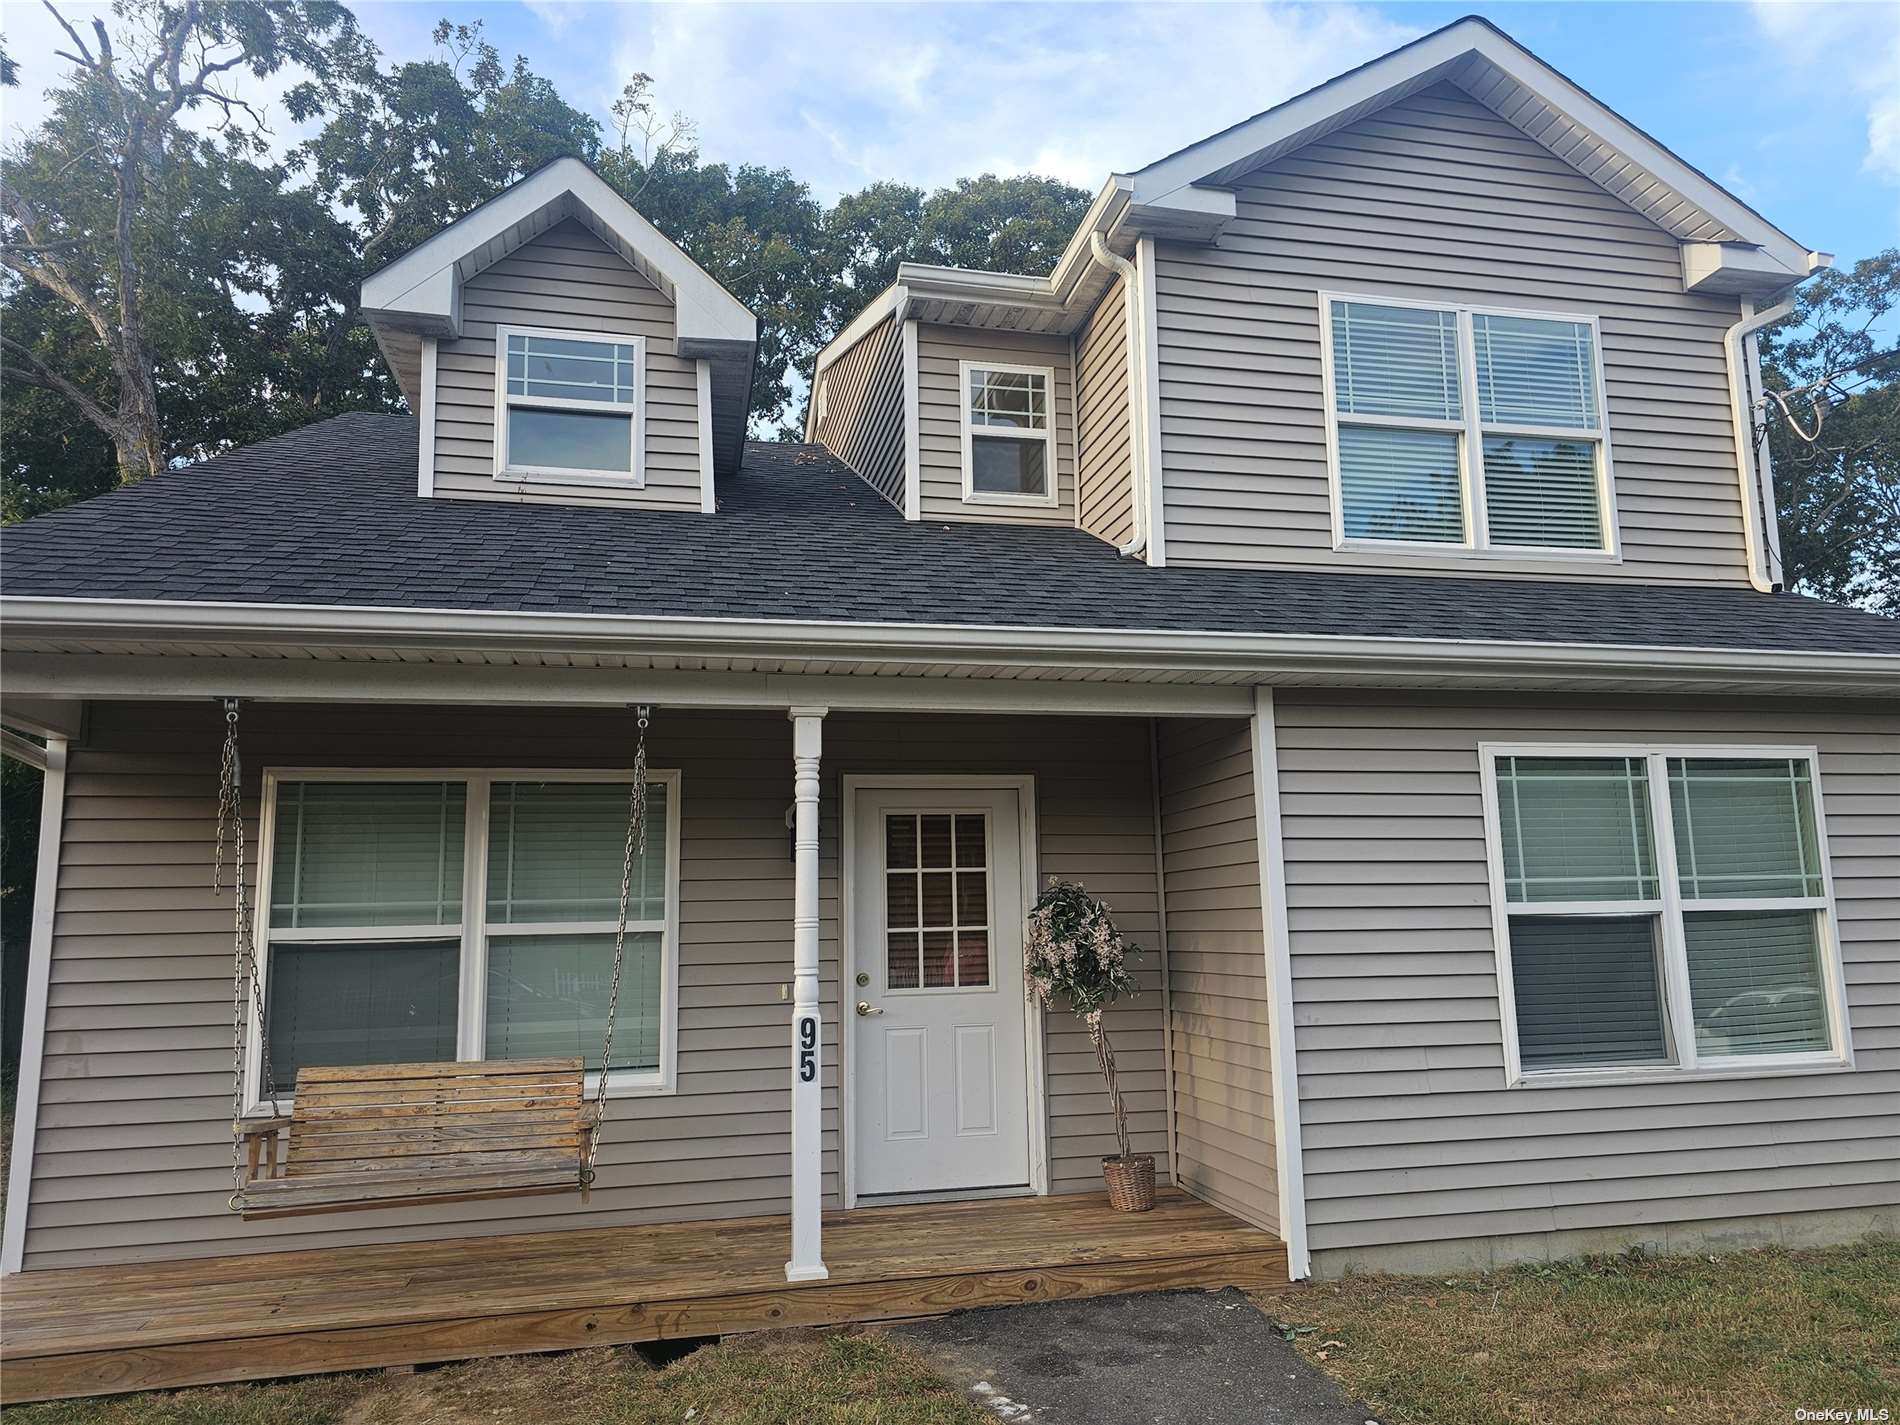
[362,157,757,510]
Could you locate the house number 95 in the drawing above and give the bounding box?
[797,1015,818,1082]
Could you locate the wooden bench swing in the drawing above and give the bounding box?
[216,700,652,1220]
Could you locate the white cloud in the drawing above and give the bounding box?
[1751,0,1900,186]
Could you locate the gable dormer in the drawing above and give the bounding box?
[362,157,757,511]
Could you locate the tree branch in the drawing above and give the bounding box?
[0,332,120,434]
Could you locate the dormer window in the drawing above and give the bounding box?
[961,360,1056,505]
[495,326,646,485]
[1320,295,1616,557]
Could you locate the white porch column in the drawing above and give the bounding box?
[786,706,829,1281]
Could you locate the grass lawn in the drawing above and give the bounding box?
[1,1331,990,1425]
[1255,1236,1900,1425]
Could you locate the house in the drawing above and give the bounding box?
[1,14,1896,1403]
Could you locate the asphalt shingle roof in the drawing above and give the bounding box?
[3,412,1896,655]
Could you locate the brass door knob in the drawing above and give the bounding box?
[855,1000,884,1017]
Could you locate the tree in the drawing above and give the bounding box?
[1759,251,1900,614]
[1,0,371,483]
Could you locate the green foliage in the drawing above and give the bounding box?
[1759,250,1900,614]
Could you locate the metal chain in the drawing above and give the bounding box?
[217,700,278,1203]
[584,705,650,1185]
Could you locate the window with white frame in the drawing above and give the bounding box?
[1323,296,1613,554]
[495,325,644,482]
[1483,747,1847,1081]
[257,770,677,1101]
[961,361,1055,503]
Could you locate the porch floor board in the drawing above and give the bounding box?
[0,1187,1287,1403]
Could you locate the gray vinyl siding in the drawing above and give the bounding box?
[1074,280,1136,548]
[814,314,906,509]
[432,218,703,511]
[916,324,1077,525]
[1275,692,1900,1270]
[1157,718,1277,1232]
[19,704,1166,1269]
[1154,83,1752,584]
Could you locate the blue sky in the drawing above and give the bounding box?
[2,1,1895,269]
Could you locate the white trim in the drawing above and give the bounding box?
[1725,296,1795,593]
[695,359,716,513]
[901,320,923,521]
[1477,740,1853,1089]
[0,728,48,770]
[786,708,827,1280]
[1,737,66,1274]
[1249,691,1309,1279]
[958,359,1060,508]
[811,283,911,388]
[492,324,646,487]
[838,773,1047,1210]
[1136,237,1166,567]
[416,337,438,499]
[1746,324,1785,585]
[1318,290,1621,561]
[247,765,683,1114]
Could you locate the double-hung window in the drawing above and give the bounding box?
[961,360,1056,504]
[1481,745,1849,1084]
[495,325,645,484]
[254,769,678,1104]
[1321,294,1615,555]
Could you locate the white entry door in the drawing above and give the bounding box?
[851,785,1032,1199]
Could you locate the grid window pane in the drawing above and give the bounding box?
[1337,425,1465,544]
[485,930,661,1072]
[270,782,465,929]
[1670,759,1825,900]
[265,940,460,1095]
[505,333,636,404]
[1496,756,1658,903]
[922,930,956,989]
[1329,300,1461,421]
[967,368,1048,430]
[887,931,921,988]
[886,872,919,928]
[883,811,992,989]
[1482,436,1603,549]
[970,434,1048,497]
[507,407,633,473]
[1472,313,1599,430]
[954,815,985,867]
[886,815,917,869]
[921,871,954,927]
[1509,915,1669,1069]
[1686,910,1829,1058]
[487,781,667,924]
[957,931,991,988]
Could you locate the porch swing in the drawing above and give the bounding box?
[219,700,654,1219]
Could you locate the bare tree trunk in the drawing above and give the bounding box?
[1089,1015,1131,1160]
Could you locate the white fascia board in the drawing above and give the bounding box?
[1128,17,1810,274]
[360,157,755,347]
[811,284,909,383]
[3,596,1895,694]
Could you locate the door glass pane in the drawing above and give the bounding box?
[884,809,992,989]
[1508,915,1669,1069]
[971,435,1047,497]
[1496,756,1657,902]
[1471,313,1599,429]
[887,931,921,989]
[1482,436,1603,549]
[957,931,991,988]
[1330,300,1461,421]
[1685,910,1829,1058]
[886,814,917,869]
[919,814,952,868]
[507,407,633,473]
[486,930,661,1072]
[921,872,954,927]
[265,940,459,1094]
[922,930,956,989]
[1669,759,1825,900]
[270,782,465,929]
[1336,425,1465,543]
[954,815,985,867]
[886,872,919,928]
[488,781,667,924]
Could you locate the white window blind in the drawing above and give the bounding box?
[1329,301,1461,421]
[1473,314,1605,549]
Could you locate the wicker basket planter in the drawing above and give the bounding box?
[1102,1153,1156,1213]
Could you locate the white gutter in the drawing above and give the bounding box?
[1725,295,1796,594]
[1089,232,1149,558]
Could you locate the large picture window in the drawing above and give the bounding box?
[1322,294,1615,556]
[1481,745,1849,1084]
[960,360,1057,505]
[254,769,678,1104]
[494,325,645,484]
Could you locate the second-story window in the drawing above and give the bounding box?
[961,360,1056,505]
[495,326,645,484]
[1322,296,1614,556]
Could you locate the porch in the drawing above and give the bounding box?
[0,1187,1286,1403]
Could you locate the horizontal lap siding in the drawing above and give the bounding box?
[22,705,1165,1269]
[1155,84,1751,583]
[916,325,1077,525]
[433,219,702,511]
[1157,718,1277,1231]
[1074,280,1135,548]
[814,314,906,509]
[1275,692,1900,1266]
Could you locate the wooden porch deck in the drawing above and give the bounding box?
[0,1188,1287,1403]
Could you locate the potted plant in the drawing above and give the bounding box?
[1024,879,1153,1212]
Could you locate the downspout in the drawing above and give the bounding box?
[1724,294,1795,593]
[1090,231,1148,558]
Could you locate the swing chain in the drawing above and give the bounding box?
[585,705,650,1186]
[217,699,278,1202]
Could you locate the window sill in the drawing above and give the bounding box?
[1335,538,1620,563]
[1510,1056,1853,1090]
[496,467,646,490]
[961,491,1059,509]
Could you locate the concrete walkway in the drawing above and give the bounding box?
[888,1288,1382,1425]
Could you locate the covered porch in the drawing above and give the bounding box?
[0,1187,1287,1403]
